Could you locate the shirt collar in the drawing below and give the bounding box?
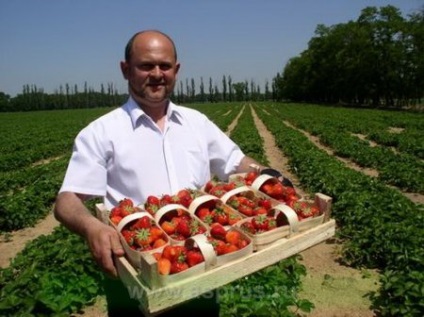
[124,97,183,129]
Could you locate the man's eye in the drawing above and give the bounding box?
[139,64,154,71]
[159,64,172,71]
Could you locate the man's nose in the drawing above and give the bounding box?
[150,65,162,77]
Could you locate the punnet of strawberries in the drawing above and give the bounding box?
[239,213,289,235]
[205,172,321,221]
[120,215,168,252]
[208,223,250,255]
[153,244,206,275]
[225,193,274,218]
[158,208,207,241]
[144,189,204,215]
[194,199,243,226]
[109,198,143,225]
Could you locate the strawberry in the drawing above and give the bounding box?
[162,245,186,263]
[294,201,320,219]
[244,171,258,185]
[252,214,270,231]
[134,228,152,248]
[119,198,134,208]
[160,194,173,206]
[110,215,122,225]
[260,183,274,196]
[158,257,171,275]
[176,218,191,238]
[253,206,268,215]
[210,223,227,240]
[153,238,167,249]
[224,243,239,254]
[170,261,189,274]
[237,238,249,249]
[212,239,227,255]
[121,230,136,245]
[258,198,272,210]
[161,221,176,235]
[149,226,165,241]
[146,195,160,206]
[228,212,242,225]
[272,182,284,198]
[131,216,152,230]
[213,207,229,225]
[186,249,204,267]
[197,207,211,220]
[223,182,236,191]
[177,189,193,208]
[225,230,241,245]
[240,221,256,235]
[238,205,253,217]
[204,180,215,193]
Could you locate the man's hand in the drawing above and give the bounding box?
[85,219,125,278]
[54,192,125,278]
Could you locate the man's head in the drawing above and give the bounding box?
[120,30,180,111]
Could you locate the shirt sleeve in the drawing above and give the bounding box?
[59,124,108,197]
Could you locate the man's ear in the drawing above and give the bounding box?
[175,62,181,75]
[120,61,129,80]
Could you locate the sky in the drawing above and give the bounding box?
[0,0,422,97]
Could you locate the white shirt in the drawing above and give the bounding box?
[59,97,245,209]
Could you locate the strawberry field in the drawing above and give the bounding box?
[0,102,423,317]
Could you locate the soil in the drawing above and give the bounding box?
[2,104,422,317]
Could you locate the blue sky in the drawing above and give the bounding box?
[0,0,421,97]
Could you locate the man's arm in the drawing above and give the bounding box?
[54,192,124,277]
[235,156,266,174]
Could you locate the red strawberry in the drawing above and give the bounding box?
[146,195,160,206]
[158,258,171,275]
[170,261,189,274]
[161,221,176,235]
[176,218,191,238]
[186,249,204,267]
[134,228,152,248]
[252,214,270,231]
[240,221,256,235]
[131,216,152,230]
[225,230,241,245]
[210,223,227,240]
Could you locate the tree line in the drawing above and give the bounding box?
[274,5,424,108]
[0,77,275,112]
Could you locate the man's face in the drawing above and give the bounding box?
[121,33,180,108]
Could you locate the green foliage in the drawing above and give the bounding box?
[219,257,313,317]
[0,226,103,316]
[277,5,424,107]
[255,102,424,316]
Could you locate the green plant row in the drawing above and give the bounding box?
[254,103,424,317]
[0,224,104,317]
[226,104,267,164]
[265,103,423,193]
[0,108,111,172]
[189,102,244,132]
[0,157,69,232]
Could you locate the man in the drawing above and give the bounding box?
[54,30,291,316]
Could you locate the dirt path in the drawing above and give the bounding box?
[0,210,59,268]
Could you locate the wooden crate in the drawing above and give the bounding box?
[95,193,335,316]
